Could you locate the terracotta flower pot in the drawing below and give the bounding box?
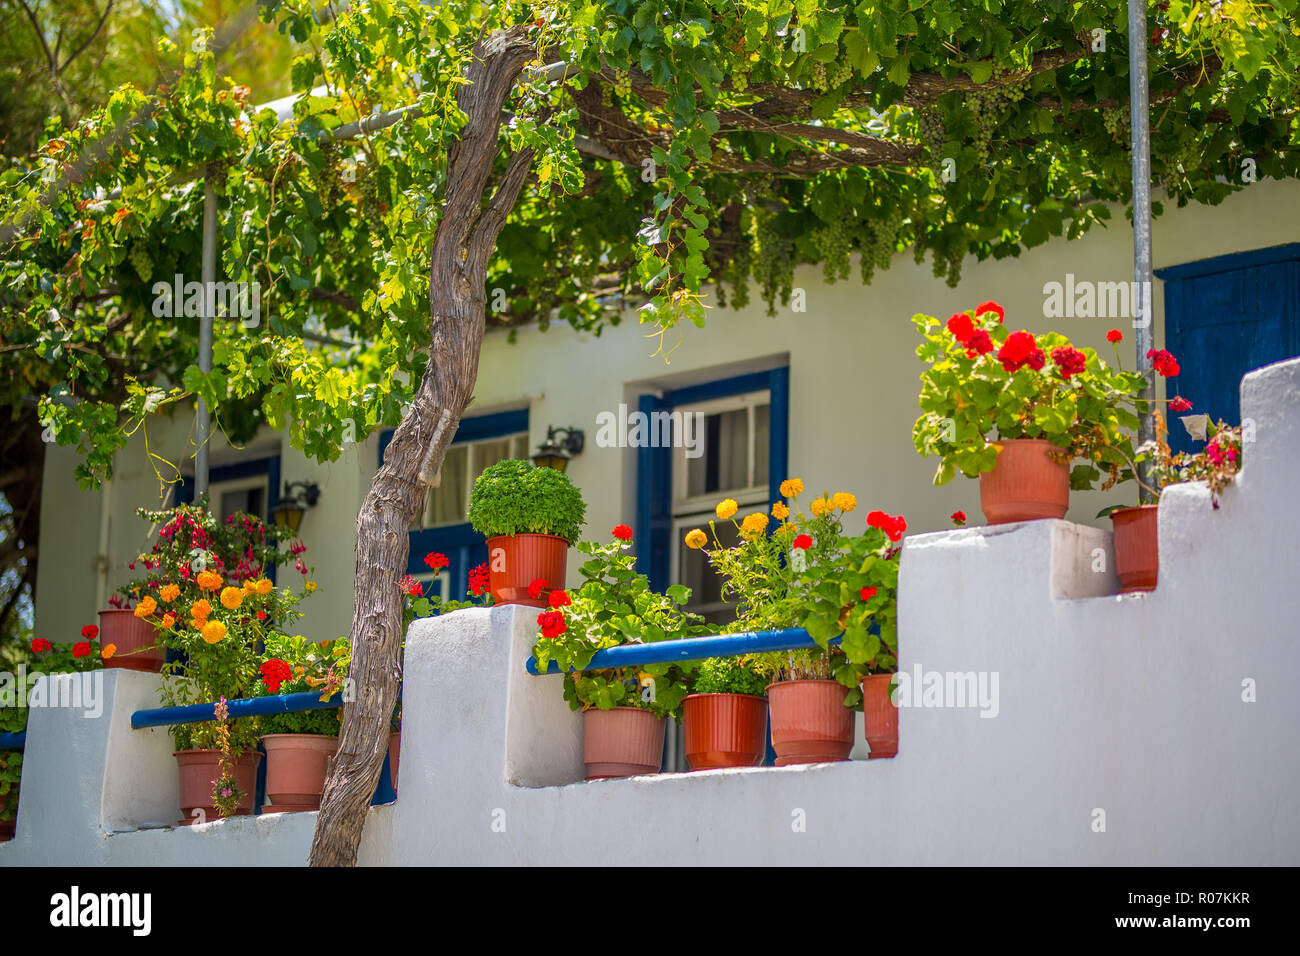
[0,820,14,842]
[485,533,569,607]
[260,734,338,812]
[174,749,262,825]
[682,693,769,770]
[388,731,401,790]
[860,673,899,759]
[1111,504,1159,592]
[767,679,854,766]
[98,608,165,673]
[582,706,665,780]
[979,439,1070,524]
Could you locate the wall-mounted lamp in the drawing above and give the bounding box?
[270,480,321,533]
[531,426,585,472]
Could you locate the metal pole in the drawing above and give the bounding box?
[195,176,217,499]
[1129,1,1157,500]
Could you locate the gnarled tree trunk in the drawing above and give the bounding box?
[309,25,536,867]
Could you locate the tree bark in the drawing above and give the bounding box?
[309,24,537,867]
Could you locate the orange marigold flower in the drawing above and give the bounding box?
[220,586,244,610]
[196,570,223,592]
[779,478,804,498]
[161,613,175,629]
[101,643,117,660]
[201,620,227,644]
[190,599,212,621]
[684,529,707,550]
[159,584,180,603]
[771,501,790,520]
[134,596,157,618]
[254,578,273,595]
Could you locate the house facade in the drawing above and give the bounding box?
[32,176,1300,647]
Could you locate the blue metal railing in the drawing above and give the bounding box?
[524,628,841,675]
[0,732,25,750]
[129,691,397,807]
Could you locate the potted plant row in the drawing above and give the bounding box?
[530,529,708,779]
[912,302,1180,525]
[467,459,585,607]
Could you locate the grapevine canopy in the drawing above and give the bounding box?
[2,0,1297,484]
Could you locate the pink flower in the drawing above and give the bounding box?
[1169,396,1192,412]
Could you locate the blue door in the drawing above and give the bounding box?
[379,408,531,599]
[1158,244,1300,453]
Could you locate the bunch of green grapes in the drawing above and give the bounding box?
[128,244,153,283]
[749,209,794,316]
[964,74,1029,164]
[855,205,905,284]
[611,71,632,101]
[716,238,751,311]
[811,212,852,283]
[917,106,946,169]
[931,243,965,288]
[1101,106,1131,143]
[809,61,828,92]
[358,165,385,231]
[825,59,853,90]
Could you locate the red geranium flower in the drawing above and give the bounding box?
[537,610,567,639]
[951,511,967,526]
[612,524,633,540]
[996,330,1039,372]
[72,641,92,659]
[468,563,490,597]
[424,552,449,571]
[1169,396,1193,412]
[975,301,1004,323]
[869,510,908,542]
[257,610,267,621]
[527,578,547,600]
[1051,346,1088,379]
[946,313,975,342]
[1147,348,1180,377]
[259,658,293,694]
[548,590,571,608]
[791,534,812,550]
[1106,329,1123,344]
[860,586,877,602]
[31,638,51,653]
[400,575,422,597]
[964,329,994,357]
[81,625,98,640]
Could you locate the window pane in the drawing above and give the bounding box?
[474,438,514,477]
[754,403,770,487]
[512,434,530,460]
[686,409,750,496]
[219,486,265,522]
[678,519,741,625]
[425,444,469,526]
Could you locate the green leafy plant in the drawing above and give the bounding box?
[912,303,1174,491]
[685,479,903,707]
[468,459,586,543]
[254,634,351,737]
[691,655,768,697]
[531,530,710,719]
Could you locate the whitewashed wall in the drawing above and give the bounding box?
[33,176,1300,646]
[6,358,1298,866]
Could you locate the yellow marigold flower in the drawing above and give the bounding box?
[200,620,227,645]
[159,584,180,603]
[715,498,738,520]
[740,512,770,539]
[101,643,116,660]
[776,522,798,537]
[832,492,857,512]
[810,497,830,517]
[294,666,306,677]
[780,478,804,498]
[304,580,317,593]
[254,578,273,595]
[190,619,203,631]
[196,570,222,592]
[771,501,790,520]
[220,586,244,610]
[684,529,707,550]
[190,599,211,621]
[133,596,157,619]
[160,613,175,629]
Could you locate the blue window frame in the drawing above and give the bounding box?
[635,368,789,593]
[1157,243,1300,454]
[378,408,530,599]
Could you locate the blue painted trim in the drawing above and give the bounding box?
[526,628,841,675]
[767,366,790,508]
[131,691,343,729]
[1154,243,1300,280]
[661,370,774,407]
[377,407,529,466]
[0,731,25,750]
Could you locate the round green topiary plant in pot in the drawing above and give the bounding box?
[468,459,586,607]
